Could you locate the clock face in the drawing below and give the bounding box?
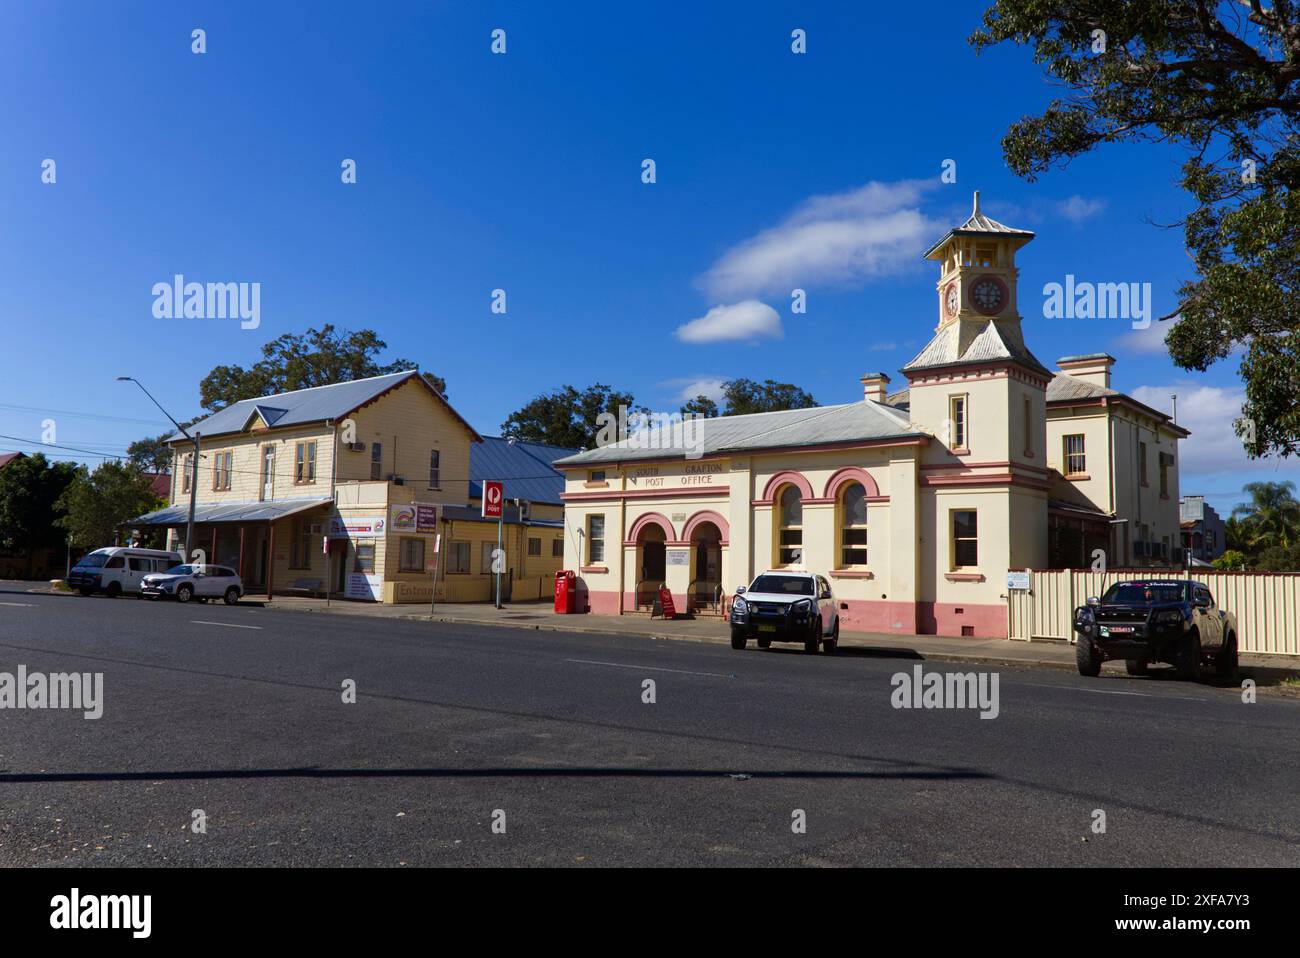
[970,275,1008,316]
[944,282,960,317]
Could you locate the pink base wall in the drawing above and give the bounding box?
[835,599,918,634]
[573,587,1008,639]
[916,601,1007,638]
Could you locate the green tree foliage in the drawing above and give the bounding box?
[0,453,78,576]
[680,395,720,419]
[972,0,1300,457]
[500,384,642,450]
[1231,479,1300,550]
[718,378,817,416]
[127,430,181,474]
[1211,548,1247,571]
[55,462,165,550]
[197,325,446,412]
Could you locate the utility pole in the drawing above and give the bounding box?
[117,377,199,562]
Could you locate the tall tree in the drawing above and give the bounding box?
[719,378,817,416]
[501,384,642,450]
[56,462,165,550]
[972,0,1300,458]
[0,453,78,576]
[1231,479,1300,549]
[681,395,720,419]
[197,325,446,411]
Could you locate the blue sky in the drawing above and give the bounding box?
[1,0,1293,516]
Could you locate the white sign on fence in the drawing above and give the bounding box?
[1006,571,1031,591]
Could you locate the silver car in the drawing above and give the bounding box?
[729,570,839,654]
[141,564,243,604]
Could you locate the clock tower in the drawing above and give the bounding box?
[926,190,1035,356]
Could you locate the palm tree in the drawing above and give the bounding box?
[1232,481,1300,550]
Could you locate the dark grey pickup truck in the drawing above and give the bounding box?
[1073,579,1238,680]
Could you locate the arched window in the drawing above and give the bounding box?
[778,485,803,565]
[840,482,868,567]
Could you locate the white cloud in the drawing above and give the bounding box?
[1113,316,1179,354]
[1056,195,1106,226]
[1128,383,1298,477]
[869,341,899,352]
[662,376,727,403]
[699,179,940,298]
[674,300,782,344]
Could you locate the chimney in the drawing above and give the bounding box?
[860,372,890,404]
[1056,353,1115,389]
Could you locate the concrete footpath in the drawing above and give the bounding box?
[257,593,1300,679]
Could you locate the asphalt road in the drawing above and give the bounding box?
[1,585,1298,867]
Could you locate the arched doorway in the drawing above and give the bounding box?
[635,523,667,610]
[688,521,723,613]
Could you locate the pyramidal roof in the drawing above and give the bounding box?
[923,191,1035,259]
[902,317,1051,376]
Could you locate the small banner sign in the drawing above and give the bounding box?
[658,585,676,619]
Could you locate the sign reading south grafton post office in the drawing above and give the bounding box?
[627,462,725,488]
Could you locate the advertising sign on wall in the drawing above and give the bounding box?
[328,516,386,539]
[345,573,383,601]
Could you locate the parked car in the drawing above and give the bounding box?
[729,570,839,654]
[141,564,243,604]
[1073,579,1238,680]
[67,547,183,598]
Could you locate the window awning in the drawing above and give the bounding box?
[128,497,333,526]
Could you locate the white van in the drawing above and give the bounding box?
[67,547,184,597]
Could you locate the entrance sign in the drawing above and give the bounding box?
[482,481,504,518]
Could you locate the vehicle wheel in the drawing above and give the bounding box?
[1125,659,1149,677]
[730,627,747,651]
[105,581,121,599]
[804,619,820,655]
[1216,632,1238,679]
[1075,634,1102,677]
[756,636,771,649]
[1175,630,1203,681]
[176,584,194,604]
[822,618,839,655]
[78,587,93,597]
[224,587,240,606]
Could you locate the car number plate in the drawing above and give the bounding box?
[758,625,777,633]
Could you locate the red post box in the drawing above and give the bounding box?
[554,570,577,614]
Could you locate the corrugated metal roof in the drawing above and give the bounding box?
[1046,373,1117,403]
[129,497,332,525]
[923,191,1035,258]
[554,401,925,467]
[903,320,1050,375]
[468,436,576,505]
[170,370,482,444]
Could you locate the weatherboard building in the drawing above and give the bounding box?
[555,195,1188,637]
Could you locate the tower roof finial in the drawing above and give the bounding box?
[972,190,981,217]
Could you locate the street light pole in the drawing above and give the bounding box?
[117,377,199,562]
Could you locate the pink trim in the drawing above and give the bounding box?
[682,509,730,542]
[562,487,728,502]
[829,569,874,579]
[579,565,609,574]
[944,572,986,582]
[757,470,814,505]
[823,466,880,500]
[627,511,675,542]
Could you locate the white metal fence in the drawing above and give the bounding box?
[1007,568,1300,656]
